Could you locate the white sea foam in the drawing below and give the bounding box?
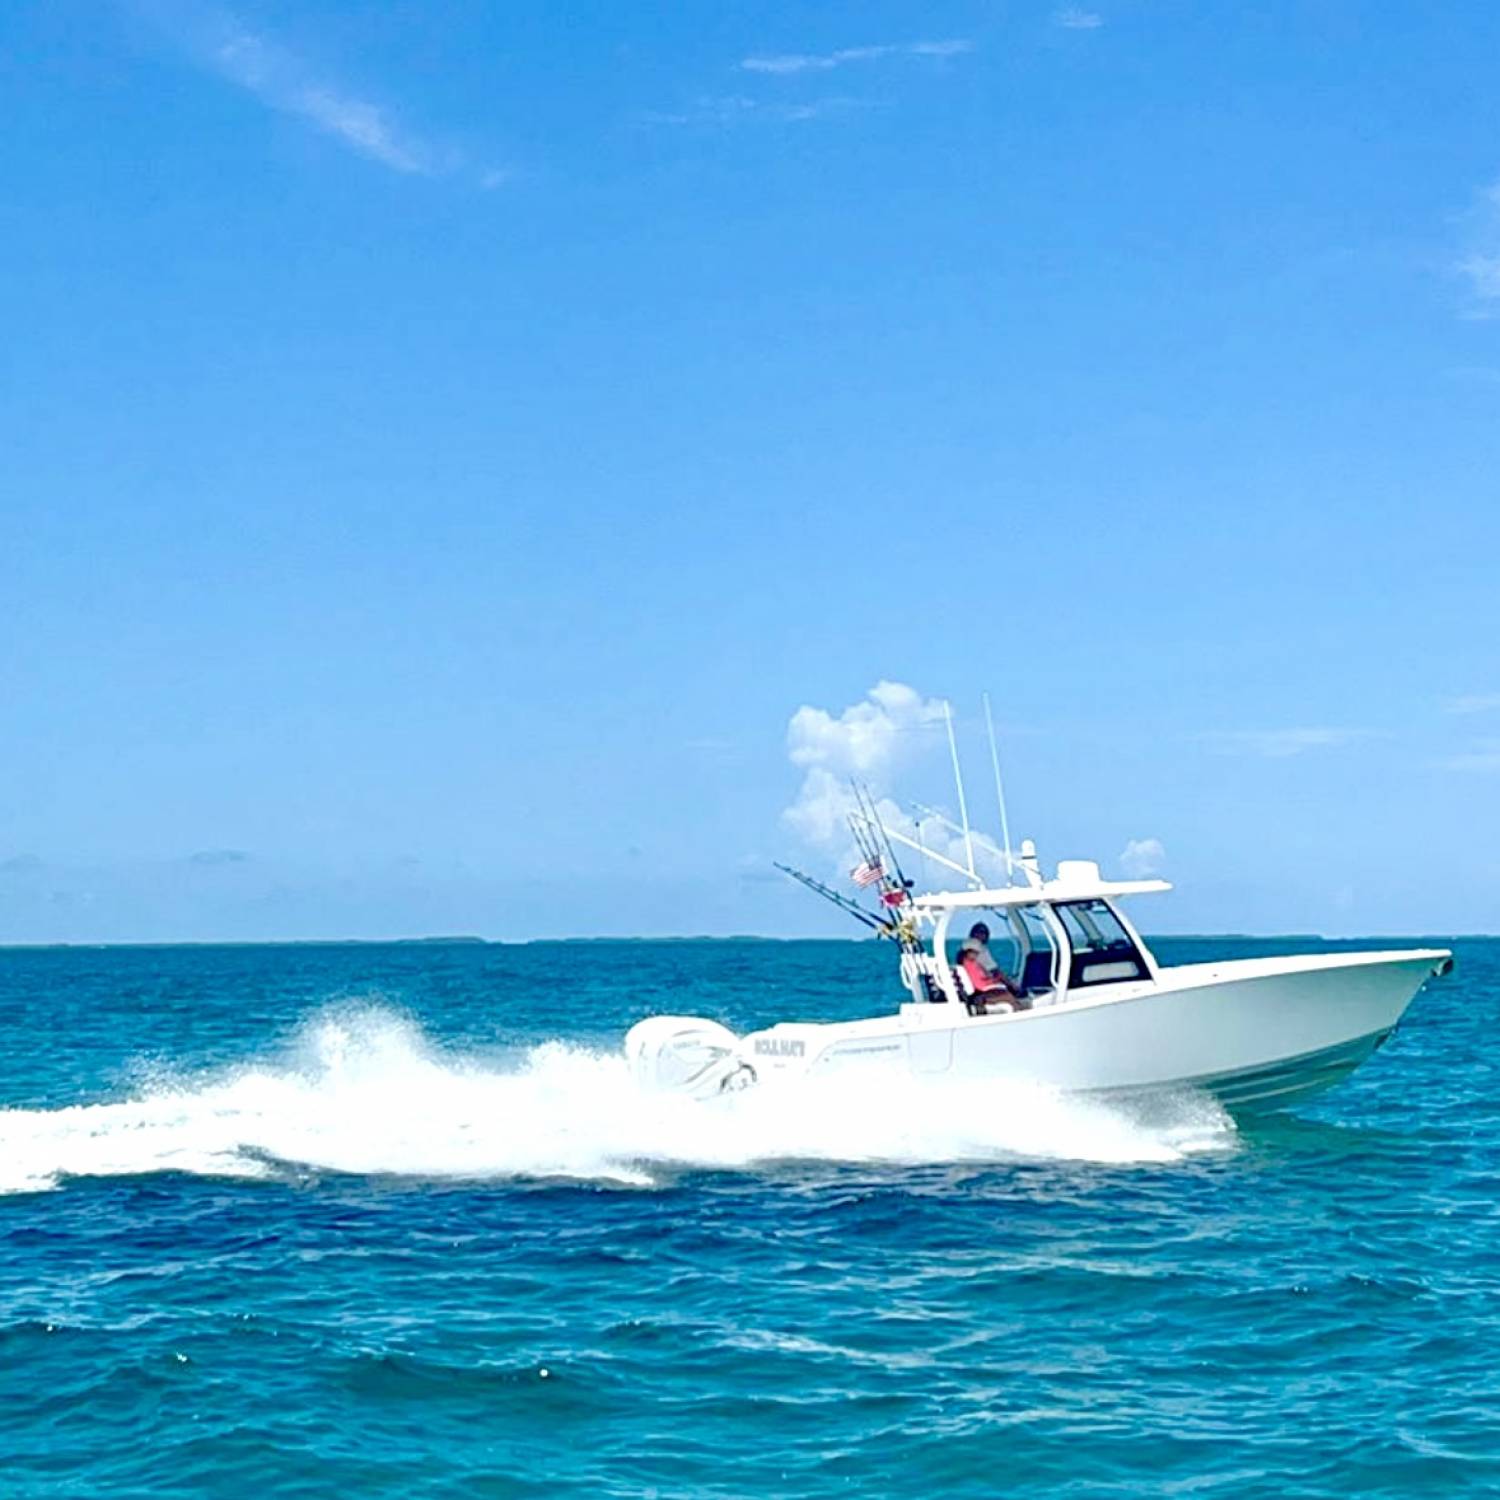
[0,1005,1236,1194]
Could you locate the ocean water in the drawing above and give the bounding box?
[0,936,1495,1498]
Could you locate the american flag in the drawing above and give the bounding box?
[850,857,883,887]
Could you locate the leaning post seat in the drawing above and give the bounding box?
[1018,949,1054,998]
[953,958,1017,1016]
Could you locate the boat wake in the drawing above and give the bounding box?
[0,1005,1237,1194]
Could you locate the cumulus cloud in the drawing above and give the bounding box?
[788,680,947,772]
[1054,8,1104,29]
[1119,838,1165,879]
[740,39,971,75]
[781,682,1010,883]
[783,681,945,850]
[1201,727,1375,758]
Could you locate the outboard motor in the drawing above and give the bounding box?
[624,1016,757,1098]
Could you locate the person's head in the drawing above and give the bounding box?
[968,922,990,943]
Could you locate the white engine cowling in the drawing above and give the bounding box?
[624,1016,756,1098]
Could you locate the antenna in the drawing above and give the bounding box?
[943,701,977,881]
[982,692,1014,882]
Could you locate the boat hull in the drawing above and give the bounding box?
[734,950,1451,1113]
[1158,1029,1393,1112]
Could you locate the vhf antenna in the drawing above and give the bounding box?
[943,701,977,882]
[982,692,1015,882]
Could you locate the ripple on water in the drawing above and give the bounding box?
[0,938,1495,1498]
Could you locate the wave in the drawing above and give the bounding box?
[0,1004,1236,1194]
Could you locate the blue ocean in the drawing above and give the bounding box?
[1,936,1495,1497]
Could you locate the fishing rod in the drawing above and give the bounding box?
[852,780,910,897]
[846,800,882,877]
[846,783,926,963]
[845,785,936,997]
[773,863,895,938]
[845,798,897,904]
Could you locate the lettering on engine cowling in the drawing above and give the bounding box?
[753,1037,806,1058]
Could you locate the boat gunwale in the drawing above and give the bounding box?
[747,947,1452,1043]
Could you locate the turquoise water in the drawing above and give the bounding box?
[0,937,1495,1497]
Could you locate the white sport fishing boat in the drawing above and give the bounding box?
[627,717,1453,1114]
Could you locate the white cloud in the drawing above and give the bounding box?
[1436,739,1500,772]
[1119,838,1165,879]
[137,1,503,181]
[1201,727,1375,758]
[740,39,972,75]
[1443,692,1500,715]
[782,765,875,847]
[642,95,861,127]
[1054,7,1104,29]
[210,25,434,173]
[1458,253,1500,306]
[1455,182,1500,312]
[787,680,948,776]
[781,682,1013,884]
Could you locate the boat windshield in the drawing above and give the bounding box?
[1008,905,1057,994]
[1053,899,1148,988]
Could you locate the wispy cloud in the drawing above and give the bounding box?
[641,95,862,128]
[1054,7,1104,28]
[1443,365,1500,385]
[135,1,499,182]
[1459,255,1500,296]
[1201,728,1377,759]
[1443,692,1500,715]
[211,26,434,172]
[1455,182,1500,312]
[739,39,971,76]
[1435,739,1500,772]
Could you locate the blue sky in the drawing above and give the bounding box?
[1,0,1497,942]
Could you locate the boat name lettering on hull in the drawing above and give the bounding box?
[754,1038,806,1058]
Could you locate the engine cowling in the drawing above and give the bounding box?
[624,1016,757,1097]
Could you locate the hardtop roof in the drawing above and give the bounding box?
[911,877,1171,912]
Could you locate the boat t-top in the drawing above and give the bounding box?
[627,709,1453,1114]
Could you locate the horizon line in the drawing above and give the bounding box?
[0,931,1490,951]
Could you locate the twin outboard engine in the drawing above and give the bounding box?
[624,1016,757,1098]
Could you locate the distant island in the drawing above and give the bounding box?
[1,931,1494,952]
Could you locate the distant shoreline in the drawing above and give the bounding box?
[0,932,1492,951]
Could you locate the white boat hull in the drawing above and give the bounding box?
[628,950,1451,1114]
